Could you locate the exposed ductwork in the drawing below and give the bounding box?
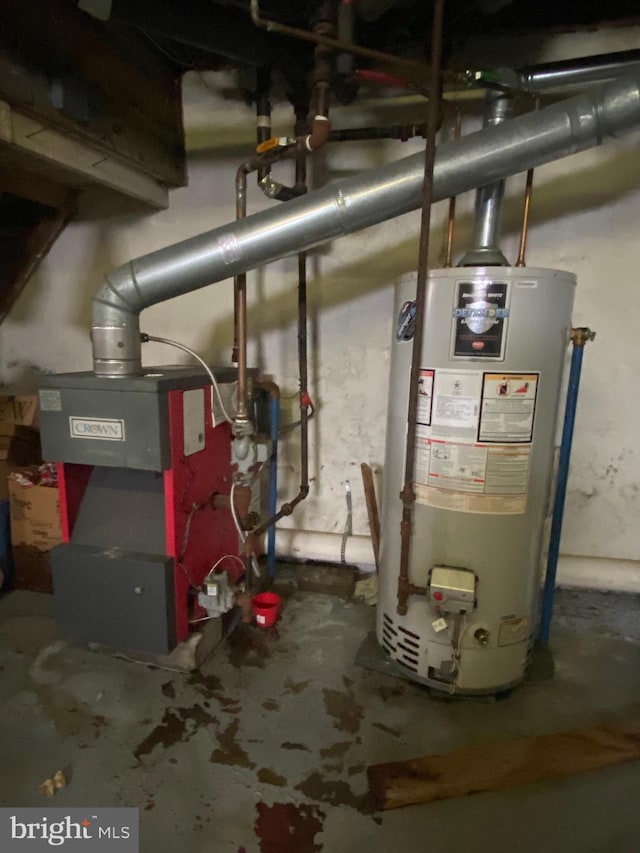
[92,72,640,376]
[519,49,640,93]
[458,89,513,267]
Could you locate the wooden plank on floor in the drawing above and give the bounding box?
[368,712,640,810]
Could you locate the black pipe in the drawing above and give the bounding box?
[335,0,357,104]
[328,124,425,142]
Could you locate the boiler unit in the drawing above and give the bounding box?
[377,266,575,694]
[38,366,256,655]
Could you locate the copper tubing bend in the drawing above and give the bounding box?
[304,115,331,151]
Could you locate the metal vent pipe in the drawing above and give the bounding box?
[92,72,640,376]
[459,90,513,267]
[519,49,640,92]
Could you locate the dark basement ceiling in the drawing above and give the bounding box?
[85,0,640,105]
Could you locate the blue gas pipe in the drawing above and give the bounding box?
[538,326,595,647]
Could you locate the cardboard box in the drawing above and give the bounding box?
[0,395,42,500]
[8,474,62,551]
[8,469,61,594]
[0,395,39,428]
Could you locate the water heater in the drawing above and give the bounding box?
[378,266,575,694]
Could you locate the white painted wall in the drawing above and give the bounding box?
[2,28,639,586]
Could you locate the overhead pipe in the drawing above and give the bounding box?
[334,0,357,103]
[468,49,640,94]
[328,123,426,142]
[520,50,640,93]
[249,0,439,84]
[92,72,640,375]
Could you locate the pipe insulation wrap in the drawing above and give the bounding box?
[92,73,640,373]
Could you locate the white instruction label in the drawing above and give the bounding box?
[39,389,62,412]
[417,369,434,426]
[414,439,531,514]
[479,373,539,442]
[183,388,205,456]
[414,368,533,515]
[430,369,483,439]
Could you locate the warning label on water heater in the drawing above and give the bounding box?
[414,436,531,514]
[413,367,537,514]
[479,373,539,443]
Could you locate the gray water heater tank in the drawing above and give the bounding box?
[377,266,575,694]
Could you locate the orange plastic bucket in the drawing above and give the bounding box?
[252,592,282,627]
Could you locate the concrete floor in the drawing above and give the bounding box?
[0,573,639,853]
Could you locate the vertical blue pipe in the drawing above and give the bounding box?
[267,395,280,578]
[539,334,590,646]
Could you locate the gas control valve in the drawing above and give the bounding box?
[428,566,477,614]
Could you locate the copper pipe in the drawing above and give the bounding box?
[444,105,462,268]
[249,0,439,85]
[515,167,534,268]
[307,114,331,150]
[516,98,540,268]
[234,147,306,414]
[307,20,334,150]
[249,145,311,543]
[397,0,445,617]
[235,166,249,420]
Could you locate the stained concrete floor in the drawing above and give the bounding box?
[0,574,639,853]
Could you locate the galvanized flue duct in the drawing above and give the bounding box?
[92,72,640,376]
[458,89,513,267]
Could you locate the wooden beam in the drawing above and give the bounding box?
[0,100,169,208]
[0,0,185,187]
[0,191,77,324]
[0,168,71,209]
[367,712,640,810]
